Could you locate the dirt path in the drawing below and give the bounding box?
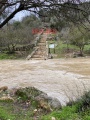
[0,58,90,105]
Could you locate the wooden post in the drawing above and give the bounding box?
[49,48,50,53]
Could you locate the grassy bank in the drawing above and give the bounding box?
[48,41,90,58]
[0,99,90,120]
[0,51,31,60]
[0,87,90,120]
[0,41,90,60]
[0,53,16,60]
[42,104,90,120]
[42,91,90,120]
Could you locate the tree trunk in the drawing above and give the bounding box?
[12,44,16,53]
[7,44,11,53]
[79,46,84,56]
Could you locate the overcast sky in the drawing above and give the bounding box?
[13,11,30,21]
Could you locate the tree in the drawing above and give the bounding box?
[0,0,90,28]
[70,26,90,56]
[0,14,41,53]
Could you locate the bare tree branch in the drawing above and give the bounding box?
[0,0,90,28]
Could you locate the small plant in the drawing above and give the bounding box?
[15,87,43,99]
[76,91,90,112]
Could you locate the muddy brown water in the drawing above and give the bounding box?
[0,58,90,105]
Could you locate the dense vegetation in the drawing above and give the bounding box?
[0,13,90,59]
[0,14,42,59]
[0,0,90,59]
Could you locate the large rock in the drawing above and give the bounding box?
[35,93,62,109]
[35,93,49,101]
[48,97,62,109]
[15,87,62,109]
[38,99,52,112]
[0,96,14,102]
[0,86,8,92]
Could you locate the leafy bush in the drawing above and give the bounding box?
[76,91,90,112]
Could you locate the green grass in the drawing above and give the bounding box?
[42,104,90,120]
[42,105,78,120]
[48,41,90,58]
[0,87,45,120]
[0,89,90,120]
[42,91,90,120]
[48,41,79,58]
[0,53,16,60]
[0,97,39,120]
[1,101,90,120]
[0,106,15,120]
[0,102,34,120]
[0,48,33,60]
[0,41,90,59]
[84,44,90,54]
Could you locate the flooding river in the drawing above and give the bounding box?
[0,58,90,105]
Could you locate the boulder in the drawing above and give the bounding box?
[0,96,14,102]
[40,100,51,111]
[15,87,62,109]
[48,97,62,109]
[35,93,61,109]
[0,86,8,92]
[35,93,49,101]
